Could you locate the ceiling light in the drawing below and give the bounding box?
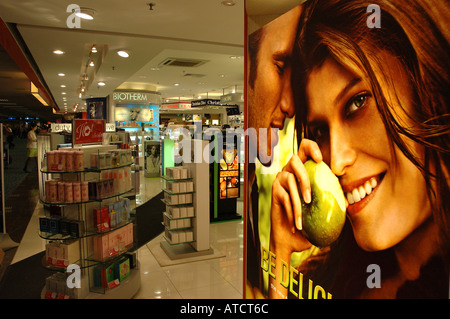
[98,81,106,86]
[30,82,49,106]
[53,50,65,55]
[75,7,95,20]
[61,92,66,95]
[221,1,235,6]
[91,45,97,53]
[117,50,130,58]
[60,85,66,88]
[89,60,94,67]
[174,83,180,86]
[58,73,65,77]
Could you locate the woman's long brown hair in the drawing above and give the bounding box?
[291,0,449,297]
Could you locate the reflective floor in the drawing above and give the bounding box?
[10,170,244,299]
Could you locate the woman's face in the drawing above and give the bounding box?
[305,54,431,251]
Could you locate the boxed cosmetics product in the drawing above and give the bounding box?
[93,223,133,260]
[165,167,180,179]
[115,256,131,282]
[93,263,119,289]
[59,239,81,265]
[187,206,195,217]
[167,206,180,219]
[178,230,186,243]
[164,214,177,229]
[180,167,188,179]
[164,192,179,205]
[186,230,194,242]
[165,166,189,179]
[39,217,50,233]
[165,229,179,244]
[94,206,110,232]
[166,181,179,193]
[49,218,59,234]
[46,240,80,268]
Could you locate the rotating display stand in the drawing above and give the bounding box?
[38,145,140,299]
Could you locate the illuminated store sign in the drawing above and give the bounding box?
[113,92,149,102]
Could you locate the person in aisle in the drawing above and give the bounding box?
[245,4,302,297]
[23,122,38,173]
[268,0,449,298]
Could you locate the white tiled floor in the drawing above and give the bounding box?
[12,170,244,299]
[135,219,243,299]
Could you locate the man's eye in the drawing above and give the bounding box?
[346,93,370,116]
[275,62,285,75]
[309,125,328,142]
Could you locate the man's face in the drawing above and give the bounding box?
[247,6,301,166]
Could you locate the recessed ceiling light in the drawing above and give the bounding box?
[61,92,66,95]
[117,50,130,58]
[60,85,66,88]
[53,50,65,55]
[98,81,106,86]
[58,73,65,77]
[221,1,235,6]
[75,7,95,20]
[174,83,180,86]
[219,74,226,78]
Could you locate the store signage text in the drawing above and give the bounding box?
[105,123,116,132]
[113,92,149,102]
[73,119,105,144]
[51,123,72,133]
[191,99,221,107]
[161,103,191,109]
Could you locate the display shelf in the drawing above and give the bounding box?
[41,254,83,272]
[159,145,212,260]
[38,218,135,240]
[162,235,195,246]
[84,243,135,264]
[40,161,134,174]
[38,144,139,298]
[160,198,194,207]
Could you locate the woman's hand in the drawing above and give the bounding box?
[269,139,323,298]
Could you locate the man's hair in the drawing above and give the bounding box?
[248,27,264,89]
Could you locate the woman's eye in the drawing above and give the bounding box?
[346,93,370,116]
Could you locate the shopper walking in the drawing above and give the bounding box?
[23,123,38,172]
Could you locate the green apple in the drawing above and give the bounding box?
[300,160,346,247]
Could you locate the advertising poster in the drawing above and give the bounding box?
[87,97,107,120]
[73,119,105,144]
[145,141,161,177]
[245,0,449,299]
[219,148,240,199]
